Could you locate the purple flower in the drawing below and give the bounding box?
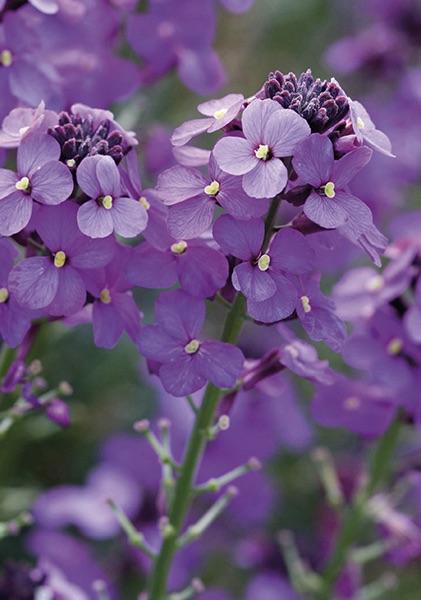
[138,290,244,396]
[0,102,58,148]
[245,573,303,600]
[350,100,394,157]
[76,155,148,239]
[85,244,142,349]
[292,133,387,265]
[9,203,114,316]
[404,277,421,344]
[127,236,228,299]
[0,239,33,347]
[214,99,310,198]
[0,132,73,236]
[171,94,244,146]
[213,215,314,323]
[156,155,269,239]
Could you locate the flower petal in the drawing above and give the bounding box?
[269,228,315,274]
[177,245,228,298]
[265,108,311,157]
[127,244,177,289]
[332,146,372,189]
[111,197,148,238]
[167,196,214,239]
[171,118,213,147]
[292,133,333,187]
[17,132,60,175]
[77,200,114,239]
[155,290,205,341]
[76,156,102,198]
[213,136,257,176]
[156,165,206,205]
[92,302,125,349]
[242,98,281,146]
[196,340,244,388]
[47,267,86,316]
[31,161,73,205]
[242,158,288,198]
[0,192,33,236]
[138,325,183,363]
[304,191,348,229]
[159,354,206,397]
[213,214,264,260]
[0,169,18,199]
[9,256,58,310]
[233,262,276,301]
[247,275,297,323]
[95,156,121,197]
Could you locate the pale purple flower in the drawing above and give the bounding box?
[156,155,269,239]
[350,100,395,157]
[404,277,421,344]
[138,290,244,396]
[171,94,244,146]
[76,155,148,239]
[0,102,58,148]
[214,99,311,198]
[85,244,142,349]
[127,236,228,299]
[0,132,73,236]
[9,203,114,316]
[213,215,314,323]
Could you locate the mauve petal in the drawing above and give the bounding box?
[0,192,33,236]
[77,200,114,239]
[242,98,280,146]
[342,335,383,370]
[364,128,394,158]
[47,267,86,316]
[17,132,60,175]
[177,48,225,96]
[173,145,211,167]
[95,156,121,197]
[168,196,214,239]
[93,302,124,349]
[332,146,372,189]
[0,168,18,199]
[404,307,421,344]
[233,262,276,301]
[30,161,73,205]
[0,300,31,347]
[9,256,58,309]
[269,228,314,274]
[213,214,264,259]
[247,275,297,323]
[127,244,177,289]
[171,118,213,147]
[304,191,348,229]
[299,306,346,352]
[35,203,80,251]
[76,156,101,198]
[292,133,333,187]
[196,340,244,388]
[112,293,142,344]
[213,136,257,176]
[265,108,311,157]
[159,354,206,397]
[217,173,270,219]
[70,236,114,270]
[242,159,288,198]
[138,325,183,363]
[111,197,148,238]
[155,290,205,341]
[156,165,206,204]
[197,94,243,117]
[178,245,228,298]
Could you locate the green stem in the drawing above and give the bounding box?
[148,293,246,600]
[318,416,401,599]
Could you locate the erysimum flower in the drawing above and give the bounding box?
[213,215,314,322]
[139,290,244,396]
[0,132,73,236]
[350,99,395,157]
[213,98,310,198]
[76,155,148,239]
[9,203,114,316]
[156,155,269,239]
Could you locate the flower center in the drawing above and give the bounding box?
[356,116,365,130]
[102,195,113,210]
[15,176,30,192]
[204,180,220,196]
[258,254,271,271]
[300,295,312,313]
[0,287,9,303]
[344,396,360,410]
[255,144,270,160]
[66,158,76,168]
[323,181,336,198]
[213,108,227,120]
[365,275,384,292]
[387,338,402,355]
[184,339,200,354]
[139,196,150,210]
[54,250,67,268]
[0,49,13,67]
[170,240,187,254]
[100,288,111,304]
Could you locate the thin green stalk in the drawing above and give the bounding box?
[317,416,402,599]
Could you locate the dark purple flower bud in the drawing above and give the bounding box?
[1,358,25,393]
[45,398,71,428]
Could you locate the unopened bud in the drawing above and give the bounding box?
[134,419,150,433]
[247,457,262,471]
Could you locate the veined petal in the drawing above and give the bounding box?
[47,267,86,317]
[95,156,121,197]
[196,340,244,388]
[292,133,333,187]
[31,161,73,205]
[168,196,214,239]
[127,244,177,289]
[304,191,348,229]
[242,159,288,199]
[0,192,33,236]
[247,275,297,323]
[76,156,102,198]
[159,354,206,397]
[156,165,207,204]
[138,325,183,363]
[242,98,281,146]
[0,169,18,199]
[213,136,257,176]
[332,146,372,189]
[213,214,264,260]
[233,262,276,301]
[171,118,213,147]
[155,290,205,341]
[9,256,59,310]
[111,197,148,238]
[265,108,311,157]
[17,131,60,175]
[269,228,315,274]
[77,200,114,239]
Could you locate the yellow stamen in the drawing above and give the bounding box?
[204,180,220,196]
[323,181,336,198]
[66,159,76,168]
[357,116,365,130]
[365,275,384,292]
[387,338,403,355]
[15,176,30,191]
[0,49,13,68]
[100,288,111,304]
[54,250,67,268]
[170,240,187,254]
[258,254,271,272]
[0,288,9,303]
[184,339,200,354]
[139,196,150,210]
[19,126,29,136]
[213,108,227,120]
[102,195,113,210]
[344,396,360,410]
[300,295,312,313]
[255,144,269,160]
